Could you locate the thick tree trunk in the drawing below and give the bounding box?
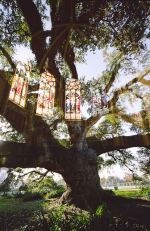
[59,148,104,210]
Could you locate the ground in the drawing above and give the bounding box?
[0,189,150,231]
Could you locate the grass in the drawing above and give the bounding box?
[0,196,45,230]
[0,189,150,231]
[112,188,144,199]
[112,188,150,200]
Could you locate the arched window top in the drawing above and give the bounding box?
[65,79,81,120]
[9,62,31,108]
[36,71,56,116]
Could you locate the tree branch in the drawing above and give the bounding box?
[87,134,150,156]
[107,75,140,108]
[105,61,121,93]
[86,108,110,130]
[16,0,46,63]
[18,169,49,179]
[0,140,70,174]
[131,69,150,85]
[139,1,149,11]
[63,29,71,60]
[139,78,150,86]
[0,46,16,71]
[38,26,69,71]
[119,110,149,131]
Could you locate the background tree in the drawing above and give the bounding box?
[0,168,14,197]
[107,176,122,185]
[0,0,150,210]
[0,181,11,197]
[124,173,133,182]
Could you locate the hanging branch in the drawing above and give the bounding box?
[108,150,135,174]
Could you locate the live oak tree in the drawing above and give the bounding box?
[0,0,150,209]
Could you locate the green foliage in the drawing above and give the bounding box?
[137,148,150,175]
[15,168,67,201]
[141,187,150,199]
[37,203,112,231]
[0,0,31,48]
[19,183,28,192]
[0,189,149,230]
[45,186,66,199]
[0,116,25,143]
[0,183,11,197]
[22,191,43,202]
[0,168,16,197]
[26,171,66,194]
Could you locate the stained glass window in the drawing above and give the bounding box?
[91,81,107,116]
[36,72,56,116]
[65,79,81,120]
[9,62,30,108]
[92,91,102,115]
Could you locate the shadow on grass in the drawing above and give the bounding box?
[0,191,150,231]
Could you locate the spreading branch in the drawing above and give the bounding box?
[131,69,150,86]
[0,139,70,174]
[18,169,50,185]
[116,111,149,131]
[107,69,150,108]
[86,109,110,130]
[87,134,150,156]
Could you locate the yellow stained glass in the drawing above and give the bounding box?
[65,79,81,120]
[9,62,30,108]
[36,72,56,116]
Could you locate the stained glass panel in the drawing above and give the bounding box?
[36,72,56,116]
[65,79,81,120]
[92,90,102,116]
[9,62,30,108]
[92,91,108,116]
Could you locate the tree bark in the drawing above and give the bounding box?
[59,148,104,210]
[87,134,150,155]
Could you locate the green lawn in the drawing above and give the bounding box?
[0,196,46,230]
[112,188,148,199]
[0,189,149,231]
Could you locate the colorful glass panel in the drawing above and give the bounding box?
[65,79,81,120]
[9,62,30,108]
[92,86,107,116]
[92,89,102,116]
[36,72,56,116]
